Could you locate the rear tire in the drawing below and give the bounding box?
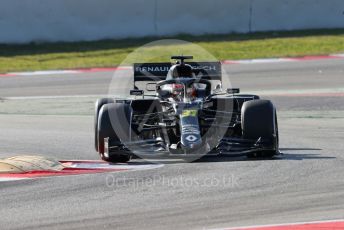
[97,103,132,163]
[241,100,279,158]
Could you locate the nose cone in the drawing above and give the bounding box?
[179,108,202,150]
[181,132,202,149]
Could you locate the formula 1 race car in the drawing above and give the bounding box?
[94,56,279,162]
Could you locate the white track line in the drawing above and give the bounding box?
[10,70,79,76]
[2,95,108,100]
[225,58,295,64]
[0,178,28,182]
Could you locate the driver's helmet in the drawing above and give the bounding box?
[166,63,194,80]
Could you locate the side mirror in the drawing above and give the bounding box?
[130,89,144,96]
[227,88,240,94]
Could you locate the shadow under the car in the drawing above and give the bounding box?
[280,148,322,151]
[127,147,335,164]
[280,153,335,161]
[194,147,336,163]
[280,147,335,160]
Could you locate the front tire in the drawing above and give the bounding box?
[94,98,114,151]
[241,100,279,158]
[97,103,132,163]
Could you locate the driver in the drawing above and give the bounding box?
[168,83,197,100]
[187,85,197,98]
[165,63,198,100]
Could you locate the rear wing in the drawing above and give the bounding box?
[133,62,222,82]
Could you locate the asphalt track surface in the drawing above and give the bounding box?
[0,59,344,229]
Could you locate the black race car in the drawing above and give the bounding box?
[95,56,280,162]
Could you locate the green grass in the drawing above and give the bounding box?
[1,29,344,73]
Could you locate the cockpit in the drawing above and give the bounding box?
[159,56,211,102]
[157,78,211,102]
